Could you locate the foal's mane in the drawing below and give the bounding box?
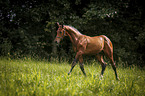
[65,25,83,35]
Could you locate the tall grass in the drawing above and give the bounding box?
[0,57,145,96]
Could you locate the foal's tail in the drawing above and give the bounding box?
[100,35,113,57]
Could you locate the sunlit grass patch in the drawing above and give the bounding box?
[0,57,145,96]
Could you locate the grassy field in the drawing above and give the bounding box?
[0,57,145,96]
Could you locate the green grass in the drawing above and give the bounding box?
[0,57,145,96]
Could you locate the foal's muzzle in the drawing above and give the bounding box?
[54,38,61,45]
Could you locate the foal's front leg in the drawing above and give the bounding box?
[68,52,80,75]
[68,51,85,75]
[79,55,86,76]
[68,58,77,75]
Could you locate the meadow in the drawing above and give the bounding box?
[0,57,145,96]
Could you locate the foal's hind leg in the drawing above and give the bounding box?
[108,56,119,80]
[103,42,119,80]
[96,55,107,78]
[104,54,119,80]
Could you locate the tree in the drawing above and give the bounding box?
[0,0,144,66]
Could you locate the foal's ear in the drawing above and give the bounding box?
[60,22,64,28]
[57,22,59,26]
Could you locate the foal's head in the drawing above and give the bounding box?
[54,22,67,44]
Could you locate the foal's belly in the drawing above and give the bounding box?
[84,46,103,55]
[84,36,104,55]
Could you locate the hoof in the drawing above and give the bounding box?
[68,72,71,75]
[116,77,120,81]
[100,75,103,80]
[84,74,87,77]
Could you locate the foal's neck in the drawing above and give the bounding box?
[65,26,82,45]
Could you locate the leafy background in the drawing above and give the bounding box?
[0,0,145,66]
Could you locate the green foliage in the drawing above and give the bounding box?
[83,2,118,19]
[0,58,145,96]
[0,0,145,66]
[0,38,12,56]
